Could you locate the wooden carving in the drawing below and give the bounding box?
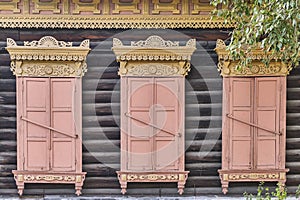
[112,36,196,195]
[6,36,90,196]
[215,40,289,194]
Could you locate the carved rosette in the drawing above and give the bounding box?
[6,36,90,77]
[112,35,196,77]
[215,39,292,77]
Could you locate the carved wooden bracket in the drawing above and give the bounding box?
[112,35,196,76]
[215,39,292,77]
[6,36,90,77]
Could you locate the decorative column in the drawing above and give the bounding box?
[6,36,90,196]
[215,39,290,194]
[112,35,196,195]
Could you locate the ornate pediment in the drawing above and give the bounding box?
[215,39,292,77]
[6,36,90,77]
[112,35,196,76]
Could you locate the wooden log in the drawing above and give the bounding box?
[0,117,16,128]
[0,128,16,140]
[0,105,16,117]
[0,79,15,92]
[0,92,16,104]
[82,127,120,140]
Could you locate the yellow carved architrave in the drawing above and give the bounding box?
[191,0,215,14]
[0,0,20,13]
[0,0,235,29]
[112,35,196,77]
[152,0,180,14]
[6,36,90,77]
[32,0,60,14]
[215,39,292,77]
[72,0,100,14]
[112,0,140,14]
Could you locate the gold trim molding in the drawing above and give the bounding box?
[215,39,292,77]
[112,35,196,76]
[0,0,235,29]
[0,15,234,29]
[6,36,90,77]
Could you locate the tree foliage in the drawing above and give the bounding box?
[211,0,300,69]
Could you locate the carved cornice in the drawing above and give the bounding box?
[0,0,235,29]
[6,36,90,77]
[215,39,292,77]
[112,35,196,76]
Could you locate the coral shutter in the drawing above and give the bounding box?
[50,78,76,171]
[127,78,153,171]
[255,77,280,169]
[22,78,50,171]
[154,78,181,170]
[229,78,253,169]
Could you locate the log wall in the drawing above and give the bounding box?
[0,28,300,196]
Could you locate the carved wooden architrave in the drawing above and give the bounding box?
[215,39,292,77]
[215,39,290,194]
[112,36,196,195]
[112,35,196,77]
[6,36,90,77]
[6,36,90,196]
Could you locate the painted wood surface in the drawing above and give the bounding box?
[0,29,300,196]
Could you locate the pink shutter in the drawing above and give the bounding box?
[51,78,76,171]
[154,78,181,170]
[127,78,153,171]
[229,78,253,169]
[255,77,280,169]
[23,78,50,171]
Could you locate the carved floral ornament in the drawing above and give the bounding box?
[6,36,90,77]
[112,35,196,76]
[215,39,293,77]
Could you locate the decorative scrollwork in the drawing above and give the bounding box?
[215,39,292,76]
[131,35,179,48]
[113,36,196,77]
[24,36,72,47]
[125,64,179,76]
[6,36,90,77]
[23,175,76,182]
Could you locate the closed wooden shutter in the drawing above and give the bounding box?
[51,78,76,171]
[255,77,280,169]
[154,78,180,170]
[126,77,183,171]
[127,78,153,171]
[22,78,50,171]
[229,78,253,170]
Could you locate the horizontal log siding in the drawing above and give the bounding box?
[0,29,299,196]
